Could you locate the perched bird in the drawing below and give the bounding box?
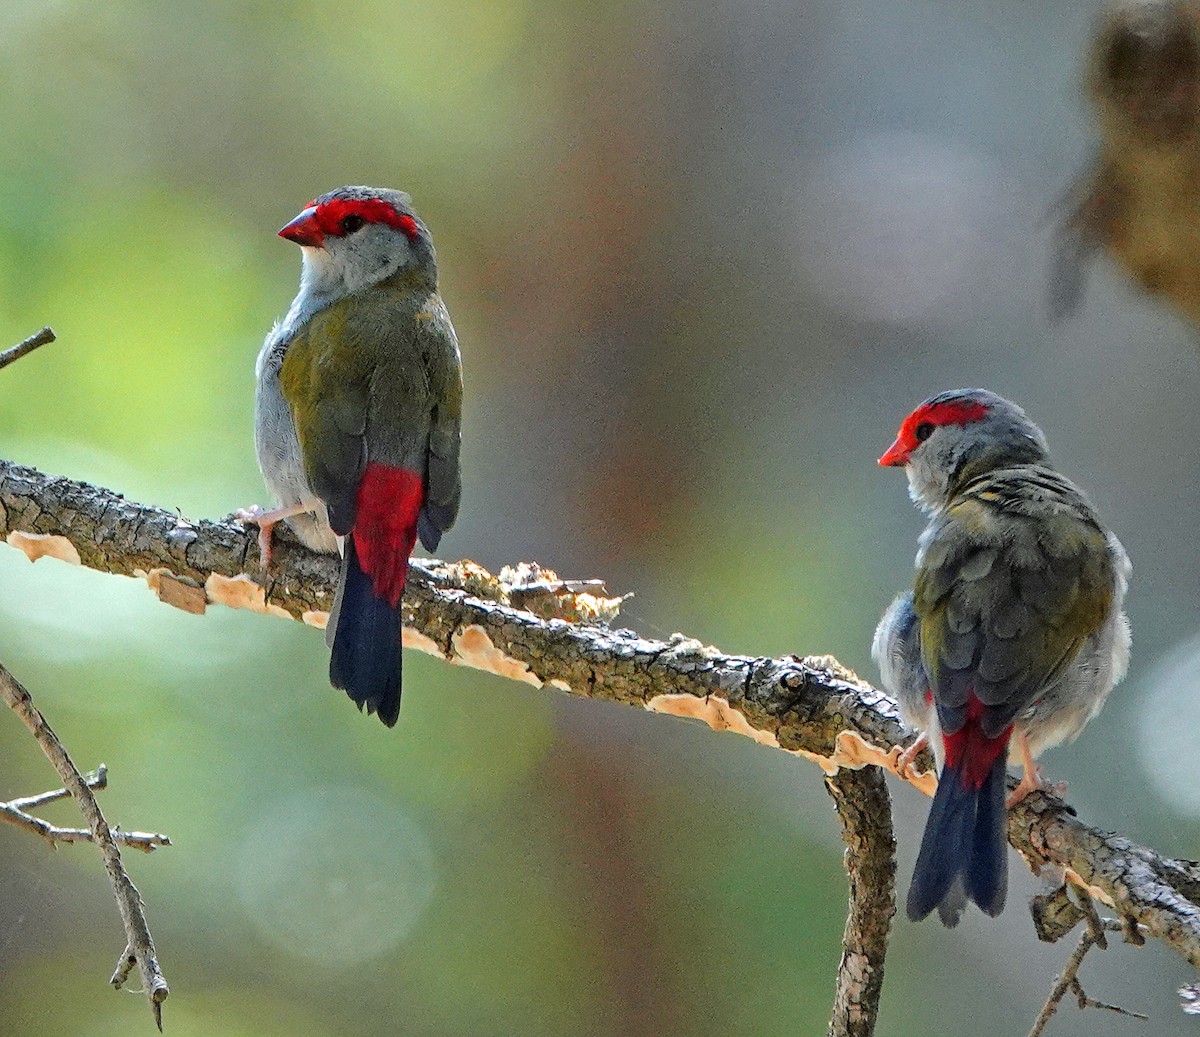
[872,389,1130,925]
[241,186,463,727]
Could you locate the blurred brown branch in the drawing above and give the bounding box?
[0,659,169,1029]
[1056,1,1200,324]
[6,762,108,809]
[2,458,1200,1031]
[825,766,895,1037]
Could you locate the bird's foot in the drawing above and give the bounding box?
[895,732,930,780]
[233,504,265,523]
[1007,730,1068,807]
[1007,767,1043,807]
[234,505,279,572]
[1007,767,1066,807]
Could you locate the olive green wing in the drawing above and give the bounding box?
[416,301,462,552]
[279,303,370,536]
[914,489,1114,738]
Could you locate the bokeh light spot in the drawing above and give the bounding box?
[234,786,437,964]
[791,132,1005,323]
[1137,634,1200,816]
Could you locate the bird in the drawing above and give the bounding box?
[240,186,463,727]
[872,389,1130,925]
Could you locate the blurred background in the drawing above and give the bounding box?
[0,1,1197,1034]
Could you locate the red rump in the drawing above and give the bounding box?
[314,198,421,242]
[353,464,424,607]
[941,692,1012,790]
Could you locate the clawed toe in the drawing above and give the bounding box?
[235,504,265,523]
[234,505,275,571]
[1007,766,1050,808]
[255,523,276,572]
[895,732,930,780]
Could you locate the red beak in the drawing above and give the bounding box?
[279,207,324,247]
[878,438,909,467]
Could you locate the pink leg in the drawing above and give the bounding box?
[235,503,317,571]
[1006,730,1065,807]
[895,731,929,780]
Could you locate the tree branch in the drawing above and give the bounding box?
[0,327,54,372]
[0,776,171,853]
[9,763,108,808]
[825,766,895,1037]
[1028,917,1148,1037]
[0,659,168,1028]
[2,457,1200,980]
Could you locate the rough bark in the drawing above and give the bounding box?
[2,457,1200,982]
[825,767,895,1037]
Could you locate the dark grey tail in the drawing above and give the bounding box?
[907,749,1008,926]
[328,534,402,727]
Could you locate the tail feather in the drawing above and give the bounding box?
[329,533,403,727]
[966,754,1008,916]
[907,747,1009,925]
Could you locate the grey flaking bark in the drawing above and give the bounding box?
[2,457,1200,976]
[826,766,896,1037]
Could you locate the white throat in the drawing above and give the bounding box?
[278,244,400,338]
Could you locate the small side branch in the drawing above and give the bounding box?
[826,765,896,1037]
[0,661,168,1029]
[1,805,168,852]
[7,763,108,809]
[0,327,54,372]
[1027,918,1148,1037]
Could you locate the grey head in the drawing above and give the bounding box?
[278,186,438,312]
[878,388,1050,511]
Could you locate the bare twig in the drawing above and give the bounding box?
[0,327,55,371]
[1,763,169,852]
[0,798,170,852]
[111,944,137,988]
[0,660,168,1028]
[825,766,895,1037]
[8,763,107,809]
[1027,919,1148,1037]
[3,459,1200,978]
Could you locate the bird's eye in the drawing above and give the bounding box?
[340,214,366,234]
[914,423,934,442]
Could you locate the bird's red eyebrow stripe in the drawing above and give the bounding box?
[923,400,989,427]
[313,198,420,241]
[898,399,988,444]
[879,398,989,466]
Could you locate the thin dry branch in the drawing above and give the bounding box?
[0,327,55,372]
[1028,918,1148,1037]
[9,763,108,808]
[0,660,168,1028]
[825,766,895,1037]
[0,802,168,852]
[2,459,1200,978]
[0,782,171,853]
